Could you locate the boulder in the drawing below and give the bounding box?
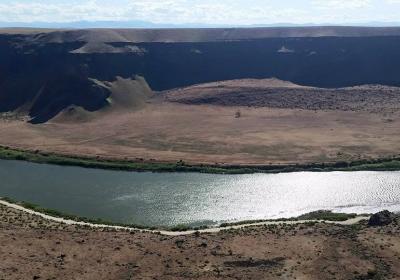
[368,210,396,226]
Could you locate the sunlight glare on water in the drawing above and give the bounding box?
[0,160,400,227]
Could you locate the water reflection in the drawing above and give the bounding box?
[0,160,399,227]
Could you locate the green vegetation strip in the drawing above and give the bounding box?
[1,197,156,230]
[1,197,364,232]
[1,145,400,174]
[1,197,211,231]
[219,211,359,227]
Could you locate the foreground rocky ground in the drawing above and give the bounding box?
[1,204,400,279]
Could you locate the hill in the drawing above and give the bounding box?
[3,26,400,42]
[1,27,400,166]
[164,79,400,113]
[2,27,400,123]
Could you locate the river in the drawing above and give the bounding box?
[0,160,399,227]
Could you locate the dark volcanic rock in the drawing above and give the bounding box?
[2,28,400,123]
[368,211,396,227]
[224,257,285,268]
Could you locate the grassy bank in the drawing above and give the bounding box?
[1,145,400,174]
[0,146,252,174]
[1,198,366,232]
[1,197,212,232]
[219,211,360,227]
[1,197,155,230]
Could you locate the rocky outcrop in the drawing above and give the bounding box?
[2,28,400,123]
[368,211,396,227]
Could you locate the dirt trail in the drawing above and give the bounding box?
[0,199,369,236]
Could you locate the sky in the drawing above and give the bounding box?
[1,0,400,25]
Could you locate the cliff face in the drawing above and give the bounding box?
[1,28,400,123]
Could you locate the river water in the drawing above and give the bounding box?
[0,160,399,227]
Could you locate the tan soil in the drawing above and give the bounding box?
[1,100,400,165]
[1,203,400,279]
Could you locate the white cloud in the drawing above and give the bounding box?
[0,1,126,22]
[0,0,399,25]
[123,0,312,25]
[312,0,372,10]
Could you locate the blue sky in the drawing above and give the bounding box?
[1,0,400,25]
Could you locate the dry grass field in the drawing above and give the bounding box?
[1,79,399,166]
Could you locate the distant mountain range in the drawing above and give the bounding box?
[1,20,400,29]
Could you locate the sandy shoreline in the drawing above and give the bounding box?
[0,198,370,236]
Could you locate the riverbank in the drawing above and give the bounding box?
[0,198,369,235]
[1,199,400,279]
[1,145,400,174]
